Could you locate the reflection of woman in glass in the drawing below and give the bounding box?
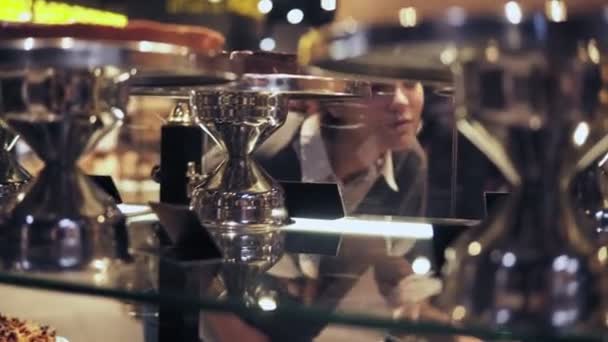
[259,81,427,216]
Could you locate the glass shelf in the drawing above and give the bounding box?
[0,205,603,342]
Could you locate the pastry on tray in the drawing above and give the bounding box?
[0,314,56,342]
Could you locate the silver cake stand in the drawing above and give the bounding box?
[0,36,234,272]
[125,49,370,305]
[188,71,370,234]
[183,57,370,303]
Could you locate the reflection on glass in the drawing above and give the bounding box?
[80,96,169,203]
[0,67,130,272]
[573,153,608,246]
[0,118,30,207]
[252,82,502,220]
[212,229,285,303]
[254,81,428,217]
[200,230,446,341]
[195,77,479,232]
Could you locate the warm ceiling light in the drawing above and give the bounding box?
[398,7,418,27]
[505,1,523,24]
[546,0,567,22]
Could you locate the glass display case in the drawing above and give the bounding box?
[0,206,604,341]
[0,2,607,342]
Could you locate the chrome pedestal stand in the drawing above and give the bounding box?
[188,71,369,234]
[190,89,291,233]
[0,37,232,271]
[0,62,129,270]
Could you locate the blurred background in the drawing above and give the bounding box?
[2,0,505,218]
[0,0,336,51]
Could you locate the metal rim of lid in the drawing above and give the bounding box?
[190,89,289,125]
[191,89,289,108]
[236,73,371,99]
[134,51,372,98]
[0,37,237,87]
[130,73,372,99]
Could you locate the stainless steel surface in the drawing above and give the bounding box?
[167,100,195,126]
[298,2,608,335]
[573,161,608,244]
[186,161,207,198]
[0,33,236,270]
[0,37,176,70]
[0,121,30,207]
[189,90,291,232]
[0,67,129,269]
[128,85,205,98]
[443,44,608,330]
[185,64,370,234]
[237,73,371,99]
[130,68,371,99]
[128,49,296,97]
[0,40,143,270]
[212,229,284,301]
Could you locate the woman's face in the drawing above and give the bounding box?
[369,81,424,151]
[327,81,424,150]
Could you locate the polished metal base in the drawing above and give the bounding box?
[0,39,141,271]
[192,158,289,231]
[1,167,128,270]
[189,90,291,232]
[0,73,130,270]
[188,71,370,233]
[0,32,240,270]
[214,229,284,301]
[237,73,371,99]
